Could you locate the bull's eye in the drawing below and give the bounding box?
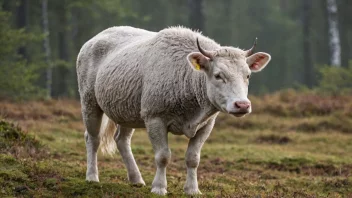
[214,74,226,83]
[247,75,251,79]
[214,74,222,80]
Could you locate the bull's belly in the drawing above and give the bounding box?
[113,118,196,135]
[98,99,145,128]
[111,114,193,134]
[102,103,217,136]
[117,121,146,128]
[105,108,145,129]
[109,113,204,136]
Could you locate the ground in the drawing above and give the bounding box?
[0,90,351,197]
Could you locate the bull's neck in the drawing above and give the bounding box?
[191,72,218,116]
[182,72,218,138]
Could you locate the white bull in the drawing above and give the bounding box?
[76,26,271,195]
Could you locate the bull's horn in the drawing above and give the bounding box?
[246,37,257,57]
[197,38,214,59]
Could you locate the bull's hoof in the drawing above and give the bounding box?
[86,174,99,182]
[151,187,167,195]
[184,187,202,195]
[129,175,146,186]
[130,179,146,187]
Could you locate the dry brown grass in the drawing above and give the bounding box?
[0,99,81,121]
[251,89,352,117]
[0,99,83,132]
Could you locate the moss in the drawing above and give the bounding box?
[43,178,59,190]
[0,154,29,197]
[0,169,28,182]
[0,154,17,165]
[58,177,153,197]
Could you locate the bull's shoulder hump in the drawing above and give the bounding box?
[155,26,220,51]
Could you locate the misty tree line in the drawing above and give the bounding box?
[0,0,352,99]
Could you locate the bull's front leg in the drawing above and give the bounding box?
[145,117,171,195]
[184,118,215,195]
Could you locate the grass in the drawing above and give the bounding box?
[0,91,352,197]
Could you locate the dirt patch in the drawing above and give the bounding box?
[215,116,264,130]
[293,118,352,133]
[267,162,352,177]
[301,164,352,177]
[323,178,351,189]
[254,134,292,145]
[196,157,233,175]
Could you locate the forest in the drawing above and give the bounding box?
[0,0,352,99]
[1,0,352,197]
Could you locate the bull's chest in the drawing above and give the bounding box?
[167,109,219,138]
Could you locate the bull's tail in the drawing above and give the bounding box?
[99,114,117,155]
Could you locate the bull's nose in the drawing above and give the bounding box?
[234,101,251,110]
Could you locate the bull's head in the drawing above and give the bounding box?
[187,38,271,117]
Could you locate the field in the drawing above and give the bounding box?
[1,90,352,197]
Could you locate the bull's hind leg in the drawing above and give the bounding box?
[114,126,145,185]
[82,103,103,182]
[145,117,171,195]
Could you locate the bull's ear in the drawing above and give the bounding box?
[246,52,271,72]
[187,52,210,71]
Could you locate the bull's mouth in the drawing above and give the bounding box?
[229,112,249,117]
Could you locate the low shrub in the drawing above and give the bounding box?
[0,120,48,158]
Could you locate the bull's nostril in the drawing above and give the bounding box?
[234,102,241,108]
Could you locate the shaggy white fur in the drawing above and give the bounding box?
[77,26,270,195]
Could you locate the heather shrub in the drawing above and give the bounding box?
[317,63,352,95]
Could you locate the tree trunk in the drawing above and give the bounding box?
[302,0,313,87]
[70,6,80,98]
[338,0,350,68]
[41,0,52,98]
[280,0,288,10]
[279,0,289,87]
[188,0,205,32]
[2,0,11,11]
[17,0,28,60]
[223,0,233,44]
[53,1,70,97]
[326,0,341,66]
